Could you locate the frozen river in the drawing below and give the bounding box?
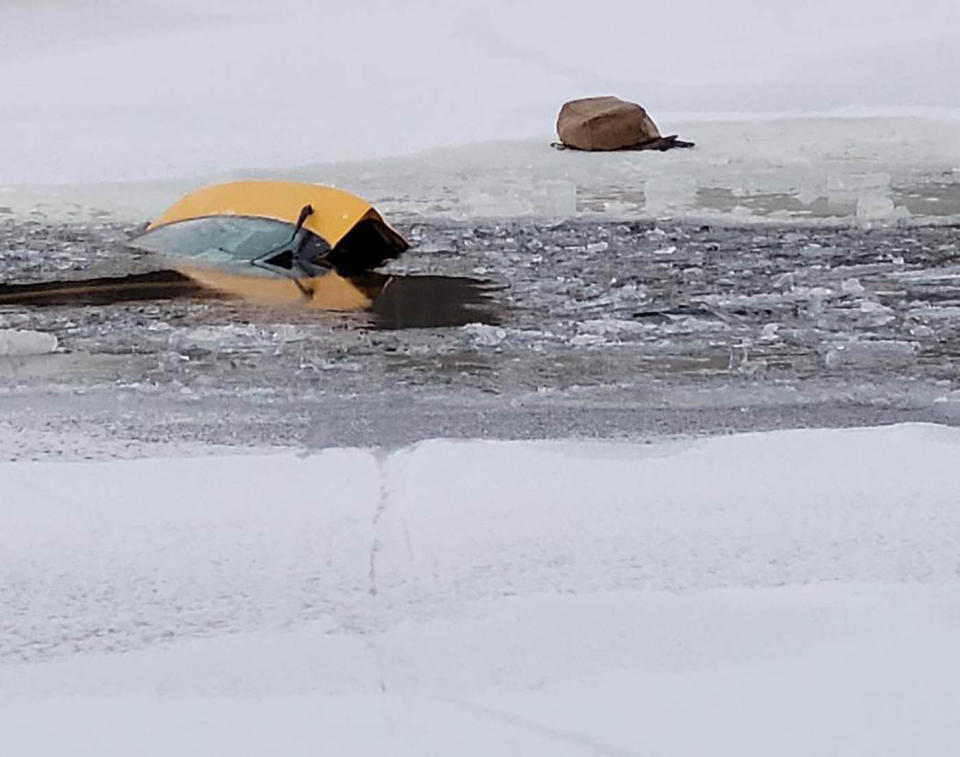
[4,2,960,753]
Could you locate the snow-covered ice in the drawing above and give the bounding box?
[3,424,960,755]
[2,0,958,181]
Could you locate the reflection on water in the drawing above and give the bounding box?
[0,270,214,306]
[365,273,503,329]
[0,270,503,329]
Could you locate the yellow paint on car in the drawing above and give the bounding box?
[147,180,403,248]
[178,266,385,311]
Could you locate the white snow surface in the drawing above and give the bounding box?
[2,0,959,224]
[3,423,960,755]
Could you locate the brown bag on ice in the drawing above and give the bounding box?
[555,96,693,151]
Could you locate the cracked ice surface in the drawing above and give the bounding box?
[1,218,959,452]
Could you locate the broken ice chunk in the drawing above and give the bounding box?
[0,329,58,357]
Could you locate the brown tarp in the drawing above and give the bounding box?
[556,96,693,151]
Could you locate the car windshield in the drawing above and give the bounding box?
[129,216,311,266]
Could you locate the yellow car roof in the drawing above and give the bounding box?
[147,180,399,247]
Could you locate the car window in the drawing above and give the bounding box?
[130,216,317,265]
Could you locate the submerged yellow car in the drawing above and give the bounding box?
[128,180,409,310]
[2,180,499,328]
